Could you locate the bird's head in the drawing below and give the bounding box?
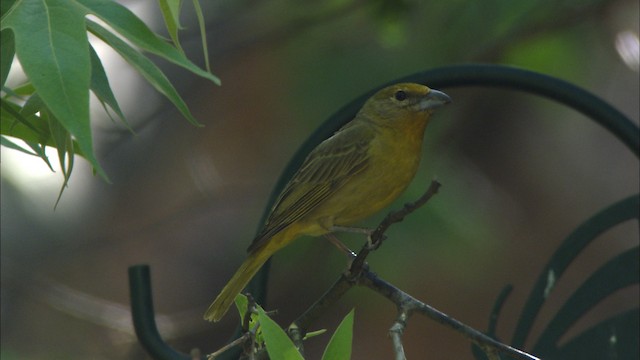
[360,83,451,125]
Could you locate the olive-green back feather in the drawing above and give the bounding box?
[247,123,374,252]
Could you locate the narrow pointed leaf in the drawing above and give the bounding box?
[322,309,354,360]
[25,140,55,171]
[257,308,304,360]
[87,19,202,126]
[2,98,85,158]
[76,0,219,85]
[234,293,249,324]
[1,135,38,156]
[88,44,127,124]
[2,97,45,138]
[192,0,211,73]
[0,135,54,171]
[45,110,75,206]
[158,0,184,52]
[1,29,15,88]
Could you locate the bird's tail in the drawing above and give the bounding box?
[203,245,274,322]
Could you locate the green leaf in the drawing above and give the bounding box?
[0,132,53,172]
[0,0,18,17]
[1,0,107,180]
[24,139,55,171]
[304,328,327,340]
[322,309,354,360]
[1,29,14,88]
[45,109,75,207]
[234,293,249,324]
[75,0,220,85]
[2,0,218,193]
[191,0,211,73]
[1,135,38,156]
[158,0,184,52]
[2,97,45,139]
[257,308,304,360]
[11,82,35,96]
[86,19,202,127]
[1,132,54,172]
[88,44,127,126]
[1,98,85,160]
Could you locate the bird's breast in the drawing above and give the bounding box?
[315,128,425,227]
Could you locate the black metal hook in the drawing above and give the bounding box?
[129,265,204,360]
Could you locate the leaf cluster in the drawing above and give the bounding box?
[212,294,353,360]
[0,0,219,204]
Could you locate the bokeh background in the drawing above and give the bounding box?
[1,0,638,359]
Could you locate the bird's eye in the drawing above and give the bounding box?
[394,90,407,101]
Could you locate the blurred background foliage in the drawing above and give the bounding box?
[1,0,638,359]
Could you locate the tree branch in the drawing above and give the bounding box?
[217,180,537,359]
[288,179,540,359]
[348,180,441,277]
[360,270,539,360]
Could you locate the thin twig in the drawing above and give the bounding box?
[207,332,251,359]
[389,311,409,360]
[288,275,355,344]
[372,180,442,242]
[348,180,441,277]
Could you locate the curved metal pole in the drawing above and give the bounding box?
[128,64,639,359]
[129,265,201,360]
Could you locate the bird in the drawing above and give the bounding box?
[204,83,451,322]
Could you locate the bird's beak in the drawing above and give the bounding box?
[419,89,452,111]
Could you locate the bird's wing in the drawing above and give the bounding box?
[247,124,374,252]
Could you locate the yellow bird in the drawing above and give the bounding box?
[204,83,451,322]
